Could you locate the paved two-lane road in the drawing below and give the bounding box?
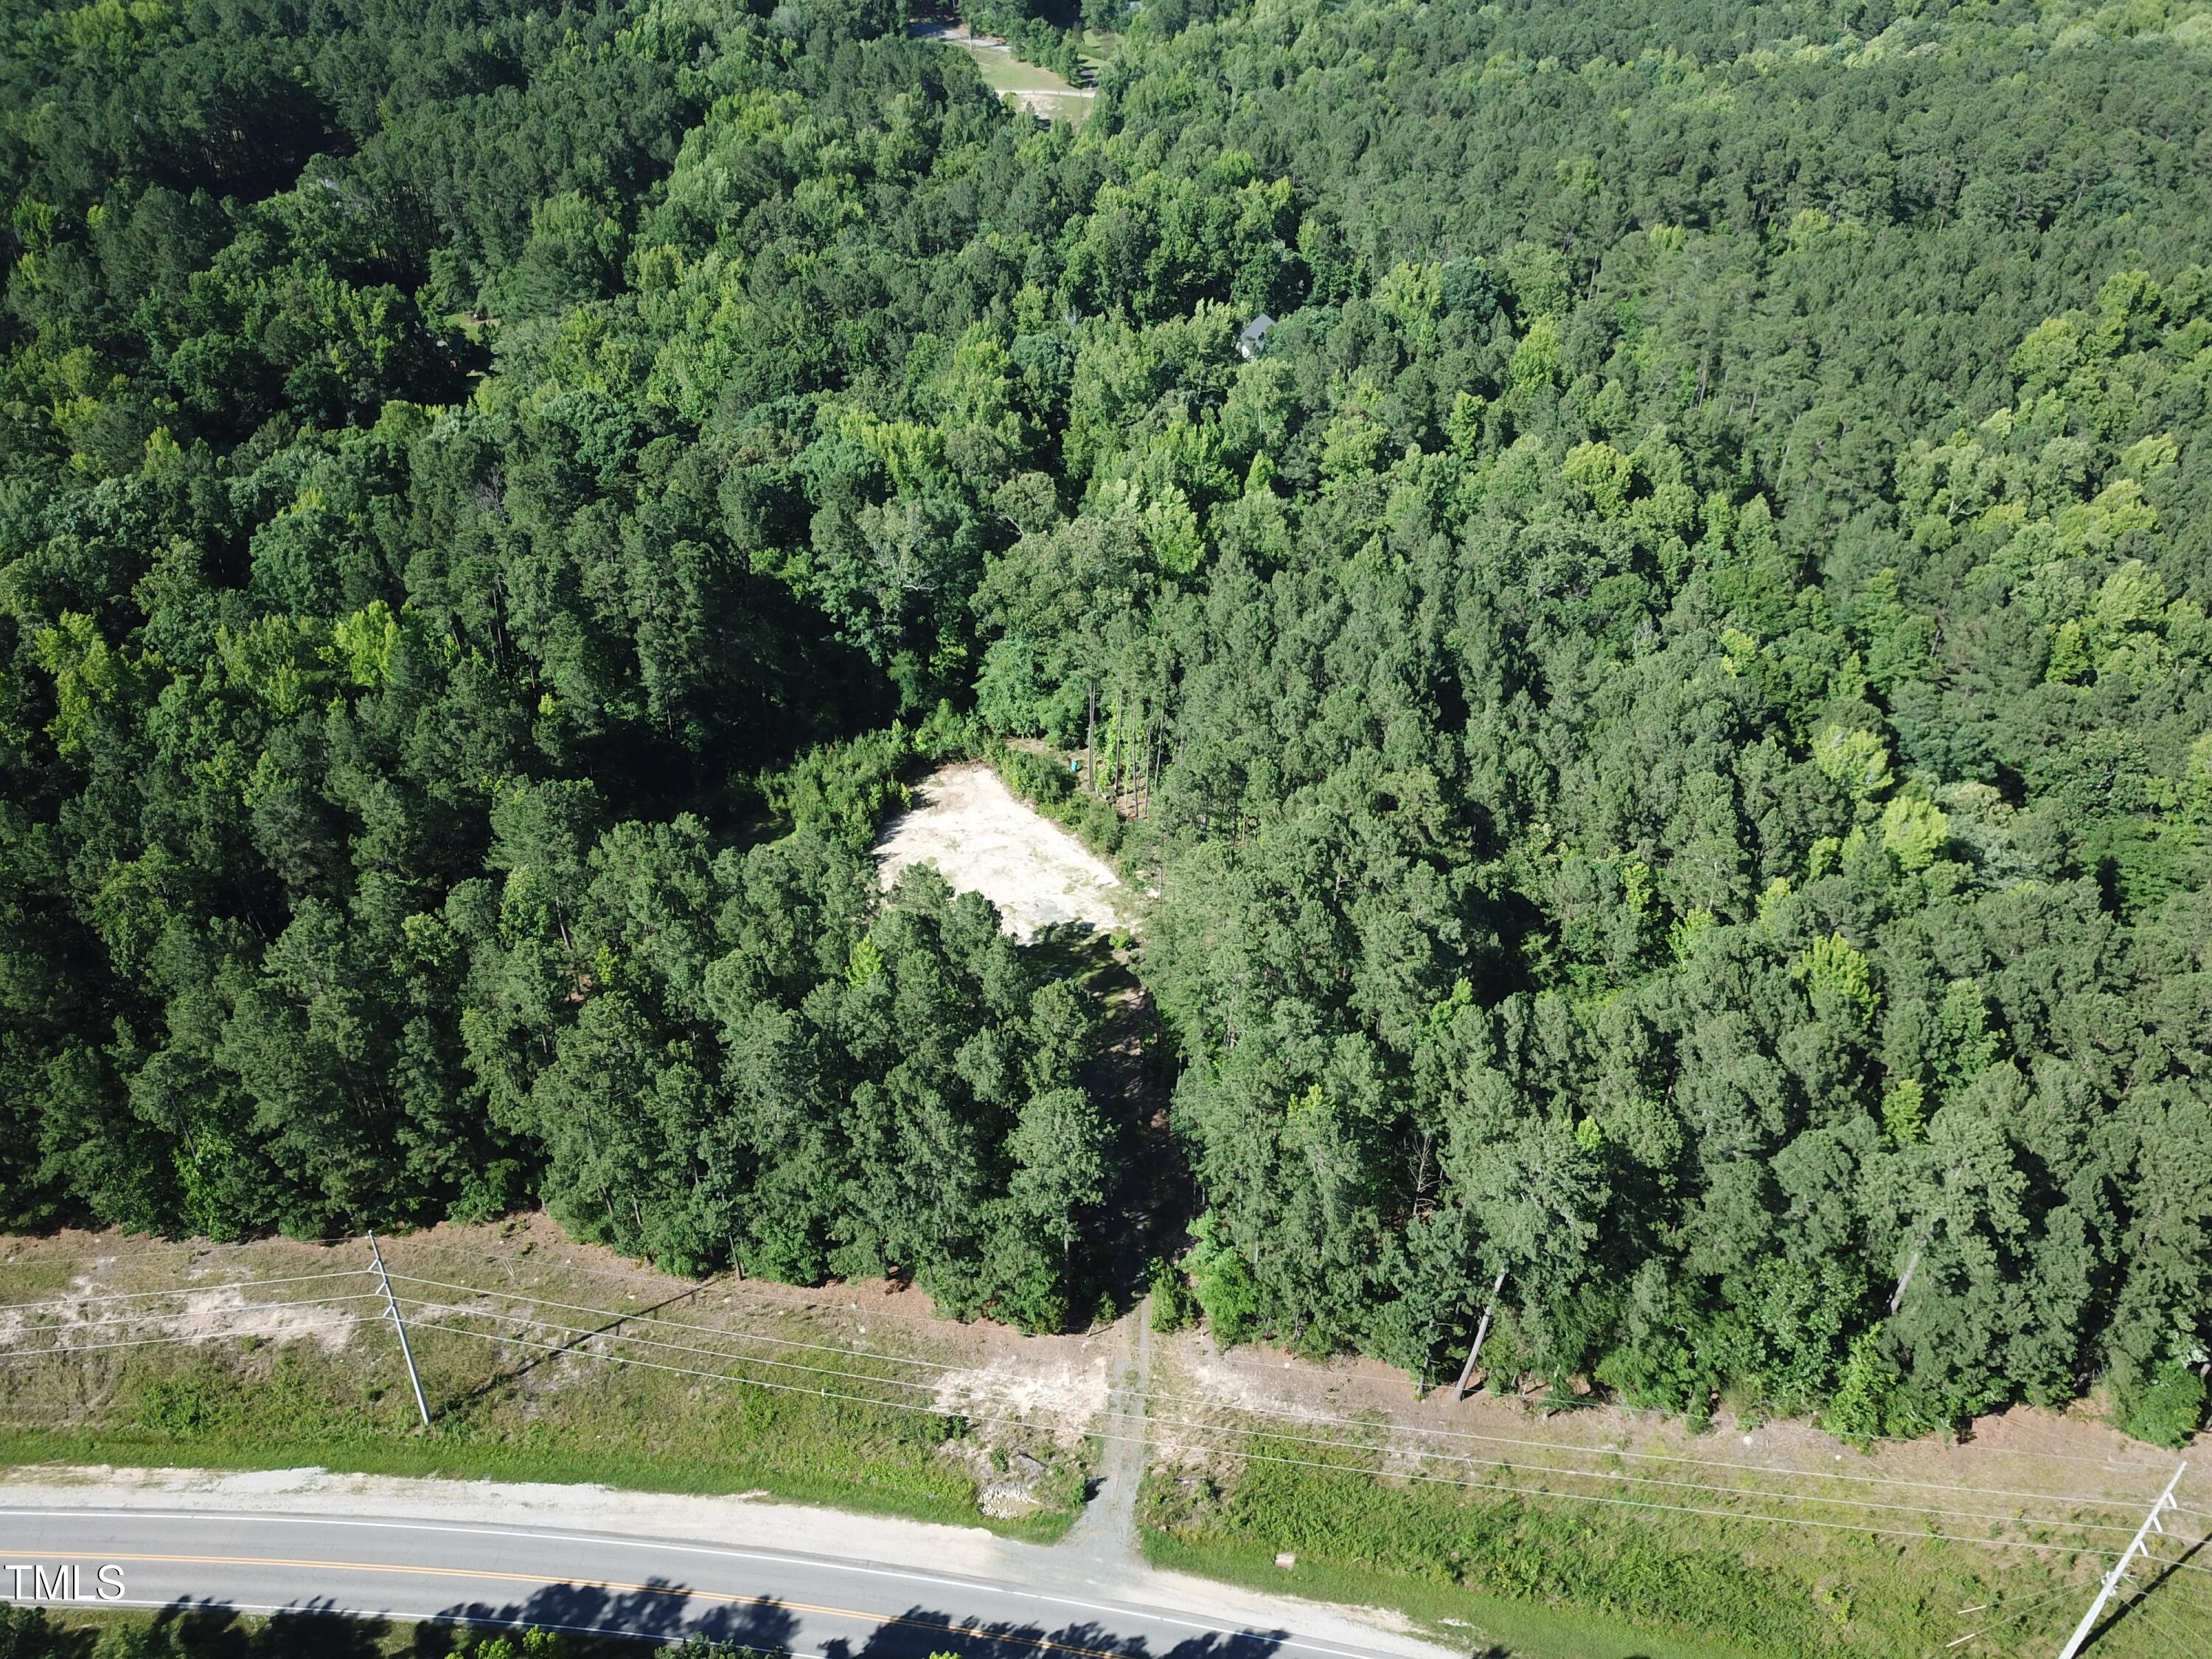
[0,1508,1388,1659]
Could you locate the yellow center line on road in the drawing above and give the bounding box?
[0,1550,1139,1659]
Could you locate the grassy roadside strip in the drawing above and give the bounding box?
[1138,1529,1753,1659]
[1134,1445,2132,1659]
[0,1293,1085,1542]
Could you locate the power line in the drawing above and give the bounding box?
[396,1236,734,1297]
[1130,1377,2172,1513]
[0,1292,385,1338]
[395,1235,974,1328]
[1206,1340,2200,1475]
[386,1278,2163,1535]
[2084,1573,2212,1659]
[0,1258,2182,1576]
[384,1271,973,1376]
[36,1221,2191,1482]
[0,1332,282,1363]
[1945,1580,2093,1649]
[2059,1464,2188,1659]
[0,1297,383,1363]
[399,1245,2203,1516]
[403,1312,2155,1566]
[392,1295,947,1397]
[11,1242,2196,1535]
[55,1229,2185,1516]
[0,1234,366,1267]
[392,1298,2152,1546]
[1159,1417,2149,1537]
[385,1265,2180,1520]
[2107,1584,2212,1649]
[0,1268,372,1315]
[1151,1430,2186,1568]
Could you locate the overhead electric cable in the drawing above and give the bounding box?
[0,1297,385,1362]
[387,1256,2191,1514]
[386,1273,2172,1521]
[0,1268,373,1314]
[402,1311,2159,1565]
[0,1292,383,1337]
[392,1297,2151,1541]
[385,1270,973,1374]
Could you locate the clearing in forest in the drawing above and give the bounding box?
[908,18,1096,125]
[873,762,1127,942]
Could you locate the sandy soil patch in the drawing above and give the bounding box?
[0,1277,361,1354]
[874,762,1127,941]
[932,1347,1113,1439]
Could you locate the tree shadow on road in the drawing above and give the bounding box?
[429,1588,1288,1659]
[51,1591,1295,1659]
[829,1609,1287,1659]
[430,1582,799,1652]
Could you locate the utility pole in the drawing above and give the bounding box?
[1888,1245,1922,1315]
[1453,1269,1509,1399]
[1890,1208,1946,1315]
[2055,1462,2185,1659]
[367,1232,431,1428]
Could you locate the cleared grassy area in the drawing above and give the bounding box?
[0,1227,1091,1542]
[10,1228,2202,1659]
[1136,1444,2208,1659]
[1141,1528,1756,1659]
[927,38,1094,125]
[956,44,1077,93]
[1124,1321,2212,1659]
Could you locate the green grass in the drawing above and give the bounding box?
[9,1235,2194,1659]
[956,44,1075,94]
[1141,1531,1760,1659]
[1135,1446,2157,1659]
[0,1305,1085,1543]
[931,39,1093,123]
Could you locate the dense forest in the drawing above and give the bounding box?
[5,0,2212,1446]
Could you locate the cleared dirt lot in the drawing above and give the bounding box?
[874,762,1130,941]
